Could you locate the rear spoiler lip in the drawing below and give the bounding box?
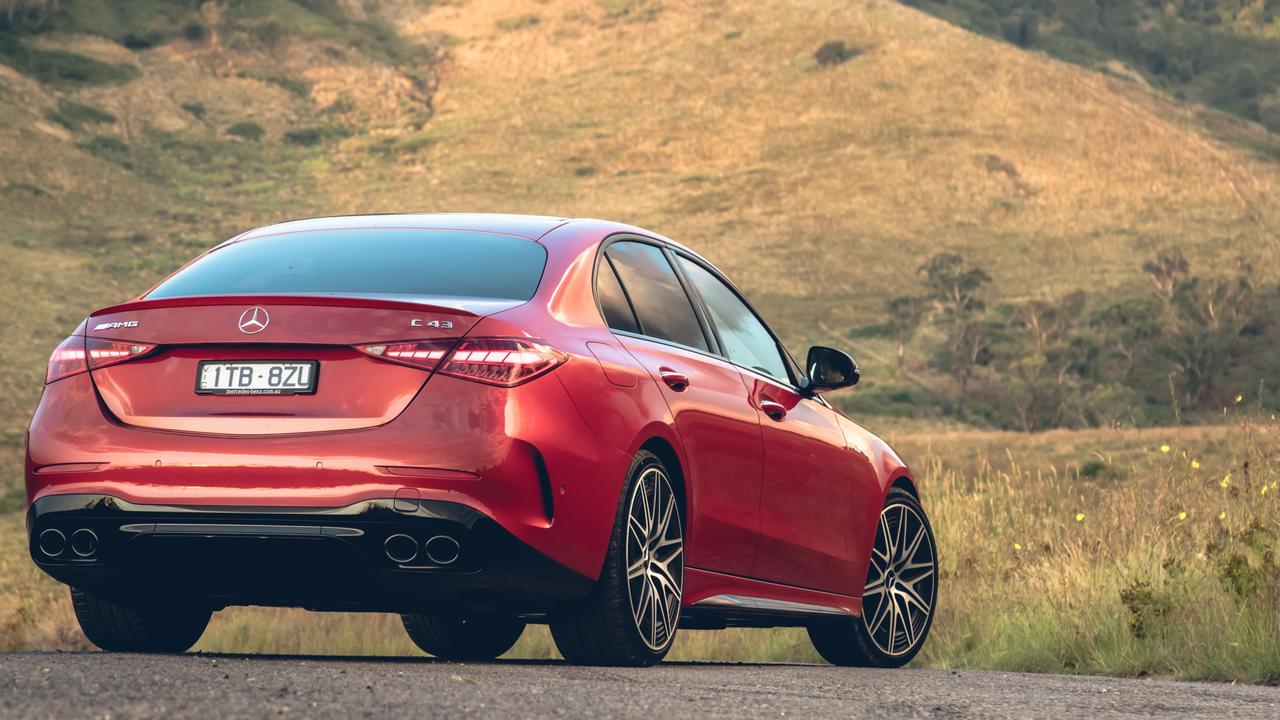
[89,294,523,318]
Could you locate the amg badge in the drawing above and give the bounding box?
[93,320,139,331]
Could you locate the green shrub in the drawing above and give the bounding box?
[496,14,540,32]
[226,121,265,142]
[814,40,859,67]
[77,135,131,167]
[239,70,310,97]
[0,37,139,87]
[1,182,50,198]
[283,127,323,146]
[44,99,117,131]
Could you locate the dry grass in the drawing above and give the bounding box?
[918,415,1280,681]
[4,418,1278,681]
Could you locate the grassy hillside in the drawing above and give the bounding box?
[2,0,1280,677]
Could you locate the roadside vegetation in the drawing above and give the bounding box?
[839,247,1276,431]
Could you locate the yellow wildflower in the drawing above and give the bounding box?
[1014,543,1023,551]
[1075,512,1085,522]
[1190,459,1201,470]
[1219,511,1227,521]
[1235,394,1244,404]
[1176,511,1187,521]
[1220,473,1231,488]
[1160,444,1171,454]
[1263,486,1270,496]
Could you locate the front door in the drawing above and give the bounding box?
[673,254,866,595]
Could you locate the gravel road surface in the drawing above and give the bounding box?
[1,652,1276,719]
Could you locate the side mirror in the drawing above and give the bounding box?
[804,346,859,394]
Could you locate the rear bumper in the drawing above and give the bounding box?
[26,371,635,581]
[27,494,594,614]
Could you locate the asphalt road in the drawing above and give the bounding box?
[1,652,1277,719]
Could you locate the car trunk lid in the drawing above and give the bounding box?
[86,295,512,436]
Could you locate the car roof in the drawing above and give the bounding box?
[233,213,573,243]
[227,213,707,264]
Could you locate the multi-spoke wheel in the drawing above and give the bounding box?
[808,487,937,667]
[551,450,684,666]
[625,464,684,652]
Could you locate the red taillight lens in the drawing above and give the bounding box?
[46,335,87,383]
[356,338,566,387]
[440,339,567,387]
[45,336,156,384]
[355,339,456,371]
[86,338,157,369]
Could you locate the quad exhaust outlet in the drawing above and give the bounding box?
[37,528,98,559]
[382,533,460,566]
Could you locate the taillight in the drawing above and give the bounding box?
[441,339,568,386]
[356,338,567,387]
[46,335,87,384]
[354,339,456,371]
[45,335,157,384]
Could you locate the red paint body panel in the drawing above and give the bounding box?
[618,336,764,578]
[749,375,868,595]
[26,213,919,623]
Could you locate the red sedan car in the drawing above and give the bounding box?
[26,214,937,667]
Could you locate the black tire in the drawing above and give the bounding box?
[401,613,526,661]
[808,487,938,667]
[70,587,211,653]
[550,450,684,667]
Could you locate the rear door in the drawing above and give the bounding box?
[599,240,764,578]
[674,254,870,595]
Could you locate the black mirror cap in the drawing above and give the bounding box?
[805,346,859,393]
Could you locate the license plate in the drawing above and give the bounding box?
[196,361,318,395]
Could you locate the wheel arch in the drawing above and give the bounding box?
[890,474,919,500]
[637,434,688,525]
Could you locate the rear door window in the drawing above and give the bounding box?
[604,241,709,352]
[595,256,641,334]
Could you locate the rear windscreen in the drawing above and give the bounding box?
[146,229,548,301]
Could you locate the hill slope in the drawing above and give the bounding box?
[2,0,1280,498]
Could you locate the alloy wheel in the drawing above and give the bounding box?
[624,465,684,651]
[861,502,937,658]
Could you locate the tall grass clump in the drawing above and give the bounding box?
[921,414,1280,682]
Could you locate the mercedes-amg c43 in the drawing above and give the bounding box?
[26,214,937,666]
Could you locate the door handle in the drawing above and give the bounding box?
[760,399,787,421]
[658,368,690,392]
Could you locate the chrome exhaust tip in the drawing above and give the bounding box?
[38,529,66,558]
[71,529,99,558]
[424,535,460,565]
[384,534,418,564]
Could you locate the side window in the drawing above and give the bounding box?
[605,242,710,352]
[595,257,641,334]
[677,257,790,382]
